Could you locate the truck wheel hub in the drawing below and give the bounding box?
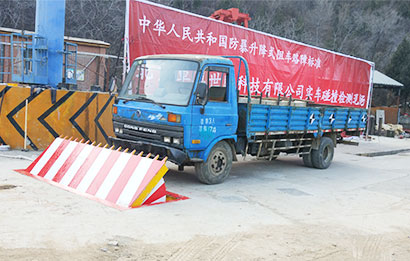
[210,151,226,175]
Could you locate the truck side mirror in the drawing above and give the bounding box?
[195,82,208,106]
[108,77,117,94]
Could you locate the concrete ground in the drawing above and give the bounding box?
[0,136,410,260]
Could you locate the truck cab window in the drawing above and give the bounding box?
[120,59,199,106]
[201,68,228,102]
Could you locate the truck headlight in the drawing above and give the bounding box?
[173,138,180,145]
[115,127,123,134]
[164,137,171,143]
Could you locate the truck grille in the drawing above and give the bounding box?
[113,116,184,149]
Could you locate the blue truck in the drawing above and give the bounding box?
[111,54,367,184]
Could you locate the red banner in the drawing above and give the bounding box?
[127,0,374,108]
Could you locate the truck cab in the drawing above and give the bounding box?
[111,54,239,183]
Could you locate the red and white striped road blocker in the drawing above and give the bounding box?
[16,137,187,209]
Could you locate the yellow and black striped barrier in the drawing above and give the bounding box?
[0,84,115,150]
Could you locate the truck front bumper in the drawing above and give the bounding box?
[109,136,188,165]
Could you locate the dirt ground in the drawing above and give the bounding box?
[0,136,410,260]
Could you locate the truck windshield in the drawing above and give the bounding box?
[119,59,199,106]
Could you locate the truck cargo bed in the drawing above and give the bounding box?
[239,103,367,138]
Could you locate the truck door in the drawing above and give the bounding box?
[191,65,238,151]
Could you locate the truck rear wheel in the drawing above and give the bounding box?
[311,137,334,169]
[195,141,232,184]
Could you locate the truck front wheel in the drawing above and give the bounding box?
[311,137,334,169]
[195,141,233,184]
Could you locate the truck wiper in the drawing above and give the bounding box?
[122,96,165,109]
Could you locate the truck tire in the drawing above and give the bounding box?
[302,153,313,168]
[195,141,233,184]
[311,137,334,169]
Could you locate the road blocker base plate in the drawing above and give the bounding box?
[15,137,188,209]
